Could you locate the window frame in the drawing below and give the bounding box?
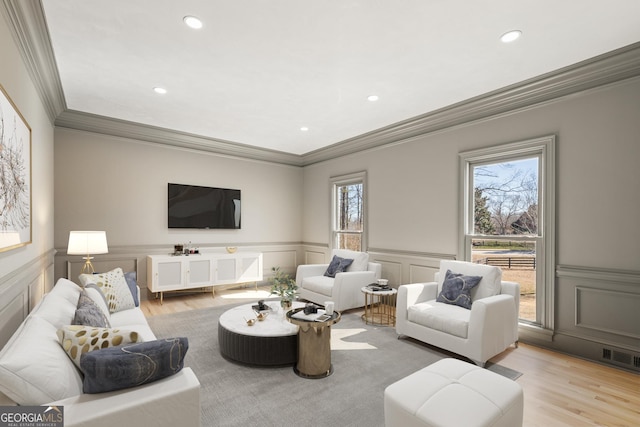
[459,136,556,331]
[330,171,367,252]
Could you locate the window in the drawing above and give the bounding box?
[459,136,555,329]
[331,172,366,251]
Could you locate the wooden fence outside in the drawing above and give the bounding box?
[476,257,536,269]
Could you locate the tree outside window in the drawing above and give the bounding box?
[332,173,365,251]
[471,157,539,322]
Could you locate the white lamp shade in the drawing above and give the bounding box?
[67,231,109,255]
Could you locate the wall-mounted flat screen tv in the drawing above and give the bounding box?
[168,183,241,229]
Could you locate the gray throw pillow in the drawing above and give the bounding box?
[124,271,140,307]
[80,337,188,394]
[324,255,354,278]
[73,289,111,328]
[436,269,482,309]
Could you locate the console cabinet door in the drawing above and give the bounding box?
[238,254,262,282]
[215,257,238,284]
[187,258,214,287]
[151,258,185,291]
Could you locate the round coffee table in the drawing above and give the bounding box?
[218,301,302,366]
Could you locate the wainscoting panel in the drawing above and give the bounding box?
[303,250,326,265]
[555,265,640,356]
[576,287,640,339]
[261,249,298,278]
[0,250,56,349]
[409,264,438,284]
[0,292,27,350]
[368,249,452,287]
[376,260,402,287]
[65,257,139,283]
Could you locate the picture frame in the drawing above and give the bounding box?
[0,84,32,252]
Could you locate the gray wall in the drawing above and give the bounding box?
[301,77,640,364]
[53,128,304,285]
[0,12,55,347]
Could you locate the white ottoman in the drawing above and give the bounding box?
[384,358,523,427]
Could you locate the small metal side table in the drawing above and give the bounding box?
[286,308,341,379]
[361,286,397,326]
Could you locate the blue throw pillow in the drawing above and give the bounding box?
[436,269,482,309]
[124,271,140,307]
[324,255,354,278]
[80,337,188,393]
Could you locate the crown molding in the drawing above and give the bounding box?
[4,0,640,167]
[55,109,304,166]
[302,42,640,165]
[1,0,66,123]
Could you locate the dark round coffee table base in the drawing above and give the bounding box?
[218,322,297,366]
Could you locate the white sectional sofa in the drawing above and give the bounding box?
[0,276,201,427]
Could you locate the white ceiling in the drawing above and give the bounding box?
[41,0,640,156]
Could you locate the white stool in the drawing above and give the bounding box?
[384,358,523,427]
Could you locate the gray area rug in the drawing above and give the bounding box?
[148,303,521,427]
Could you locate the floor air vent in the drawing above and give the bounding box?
[602,347,640,372]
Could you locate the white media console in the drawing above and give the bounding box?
[147,252,263,303]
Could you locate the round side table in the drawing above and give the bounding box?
[361,286,397,326]
[286,307,341,379]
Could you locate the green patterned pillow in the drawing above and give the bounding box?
[56,325,141,368]
[79,267,135,313]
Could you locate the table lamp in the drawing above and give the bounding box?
[67,231,109,274]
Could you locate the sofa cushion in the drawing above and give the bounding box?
[301,275,335,297]
[324,255,354,278]
[437,260,502,301]
[79,267,136,314]
[0,316,84,405]
[110,309,157,342]
[80,337,188,394]
[57,325,141,368]
[73,290,111,328]
[29,279,80,328]
[332,249,369,272]
[436,269,482,309]
[408,300,471,339]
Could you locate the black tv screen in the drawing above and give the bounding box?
[168,183,241,229]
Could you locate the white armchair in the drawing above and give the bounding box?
[296,249,382,311]
[396,260,519,367]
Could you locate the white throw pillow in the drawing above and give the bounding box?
[331,249,369,272]
[79,267,135,314]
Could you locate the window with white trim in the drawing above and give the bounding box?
[331,172,366,251]
[459,136,555,328]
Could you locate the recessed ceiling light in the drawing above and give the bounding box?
[153,87,167,94]
[183,16,203,29]
[300,127,309,132]
[500,30,522,43]
[367,95,379,102]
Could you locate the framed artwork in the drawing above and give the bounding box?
[0,84,32,252]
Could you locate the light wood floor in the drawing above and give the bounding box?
[141,286,640,427]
